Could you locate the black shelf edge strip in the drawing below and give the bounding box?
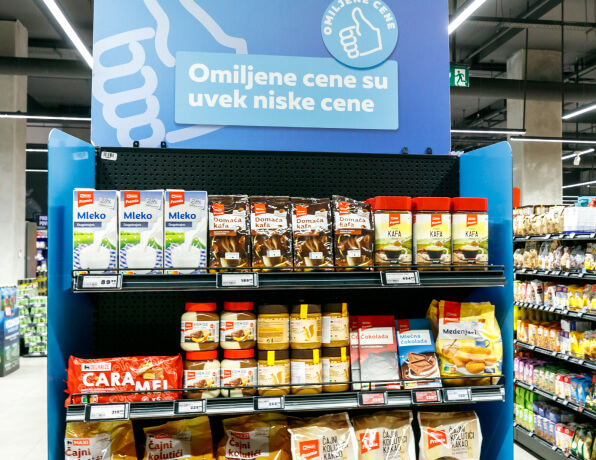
[513,301,596,321]
[514,340,596,371]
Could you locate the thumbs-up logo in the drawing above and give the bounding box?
[339,8,383,59]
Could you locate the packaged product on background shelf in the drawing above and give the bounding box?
[291,198,333,271]
[73,189,118,273]
[357,316,400,390]
[349,318,361,390]
[250,196,292,271]
[412,197,452,268]
[332,196,374,270]
[217,413,291,460]
[164,190,208,274]
[289,413,357,460]
[585,243,596,273]
[208,195,251,272]
[513,247,524,269]
[119,190,164,274]
[418,411,482,460]
[395,319,441,389]
[352,410,415,460]
[434,301,502,386]
[66,355,183,405]
[451,198,488,268]
[0,285,19,376]
[65,421,137,460]
[523,241,539,269]
[142,416,213,460]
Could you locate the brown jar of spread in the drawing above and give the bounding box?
[221,349,257,398]
[257,349,290,396]
[258,304,290,350]
[183,351,220,399]
[322,347,350,393]
[180,302,219,352]
[291,349,322,394]
[322,303,349,348]
[290,304,322,349]
[220,301,256,350]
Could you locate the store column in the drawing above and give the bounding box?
[508,49,562,206]
[0,21,27,284]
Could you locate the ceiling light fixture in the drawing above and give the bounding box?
[26,149,49,153]
[41,0,93,68]
[448,0,489,34]
[563,180,596,189]
[0,113,91,122]
[511,136,596,145]
[26,169,49,173]
[451,128,526,135]
[562,149,595,160]
[562,103,596,120]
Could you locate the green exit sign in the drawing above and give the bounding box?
[450,66,469,87]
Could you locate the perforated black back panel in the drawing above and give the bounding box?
[93,147,459,357]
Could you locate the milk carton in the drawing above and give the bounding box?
[73,189,118,273]
[164,190,208,274]
[119,190,164,274]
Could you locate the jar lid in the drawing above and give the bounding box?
[291,349,321,360]
[412,197,451,212]
[224,301,254,311]
[369,196,412,211]
[258,349,290,361]
[186,350,218,361]
[185,302,217,312]
[290,304,321,314]
[451,197,488,212]
[322,347,350,359]
[224,349,255,359]
[259,304,289,315]
[323,303,348,315]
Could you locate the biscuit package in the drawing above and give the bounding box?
[332,196,374,270]
[217,413,291,460]
[289,412,358,460]
[292,198,334,271]
[143,416,213,460]
[65,421,137,460]
[352,410,415,460]
[250,196,292,271]
[435,301,502,385]
[418,411,482,460]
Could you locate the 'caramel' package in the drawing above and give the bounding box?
[352,410,415,460]
[289,412,357,460]
[332,196,374,270]
[143,416,213,460]
[292,198,333,271]
[66,355,183,405]
[209,195,251,272]
[65,421,137,460]
[250,196,292,271]
[418,411,482,460]
[217,413,291,460]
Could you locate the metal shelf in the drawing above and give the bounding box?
[514,425,580,460]
[514,268,596,280]
[514,340,596,371]
[514,301,596,321]
[71,266,506,293]
[65,384,504,422]
[514,233,596,243]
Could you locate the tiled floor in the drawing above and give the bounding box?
[515,443,541,460]
[0,357,47,460]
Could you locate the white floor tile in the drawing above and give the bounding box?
[515,442,542,460]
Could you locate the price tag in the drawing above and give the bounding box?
[531,270,538,274]
[81,275,122,290]
[358,392,388,406]
[578,359,585,365]
[85,403,129,422]
[549,307,556,312]
[520,269,527,273]
[562,354,570,361]
[544,234,552,239]
[174,400,206,415]
[217,273,259,288]
[544,270,550,275]
[381,271,420,286]
[562,310,569,315]
[552,271,561,276]
[100,151,118,161]
[578,312,585,318]
[591,233,596,239]
[528,345,536,351]
[254,396,285,411]
[579,273,585,278]
[561,399,570,406]
[413,390,441,404]
[444,388,471,402]
[578,406,584,413]
[552,445,558,451]
[525,236,531,240]
[562,272,570,277]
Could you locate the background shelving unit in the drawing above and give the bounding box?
[48,131,513,460]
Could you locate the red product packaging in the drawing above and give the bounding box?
[350,317,362,390]
[65,355,183,406]
[358,316,400,390]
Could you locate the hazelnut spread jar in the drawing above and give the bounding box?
[257,304,289,350]
[322,303,349,348]
[322,347,350,393]
[180,302,219,351]
[290,304,322,349]
[412,197,452,269]
[220,301,256,350]
[451,198,489,268]
[221,349,257,397]
[369,196,413,268]
[257,349,290,396]
[291,349,322,394]
[183,351,220,399]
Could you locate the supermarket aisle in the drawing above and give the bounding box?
[515,443,541,460]
[0,358,47,459]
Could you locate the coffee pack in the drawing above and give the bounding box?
[250,196,292,271]
[332,196,374,270]
[119,190,164,274]
[164,190,208,274]
[396,319,441,389]
[208,195,250,272]
[73,189,118,273]
[291,198,333,270]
